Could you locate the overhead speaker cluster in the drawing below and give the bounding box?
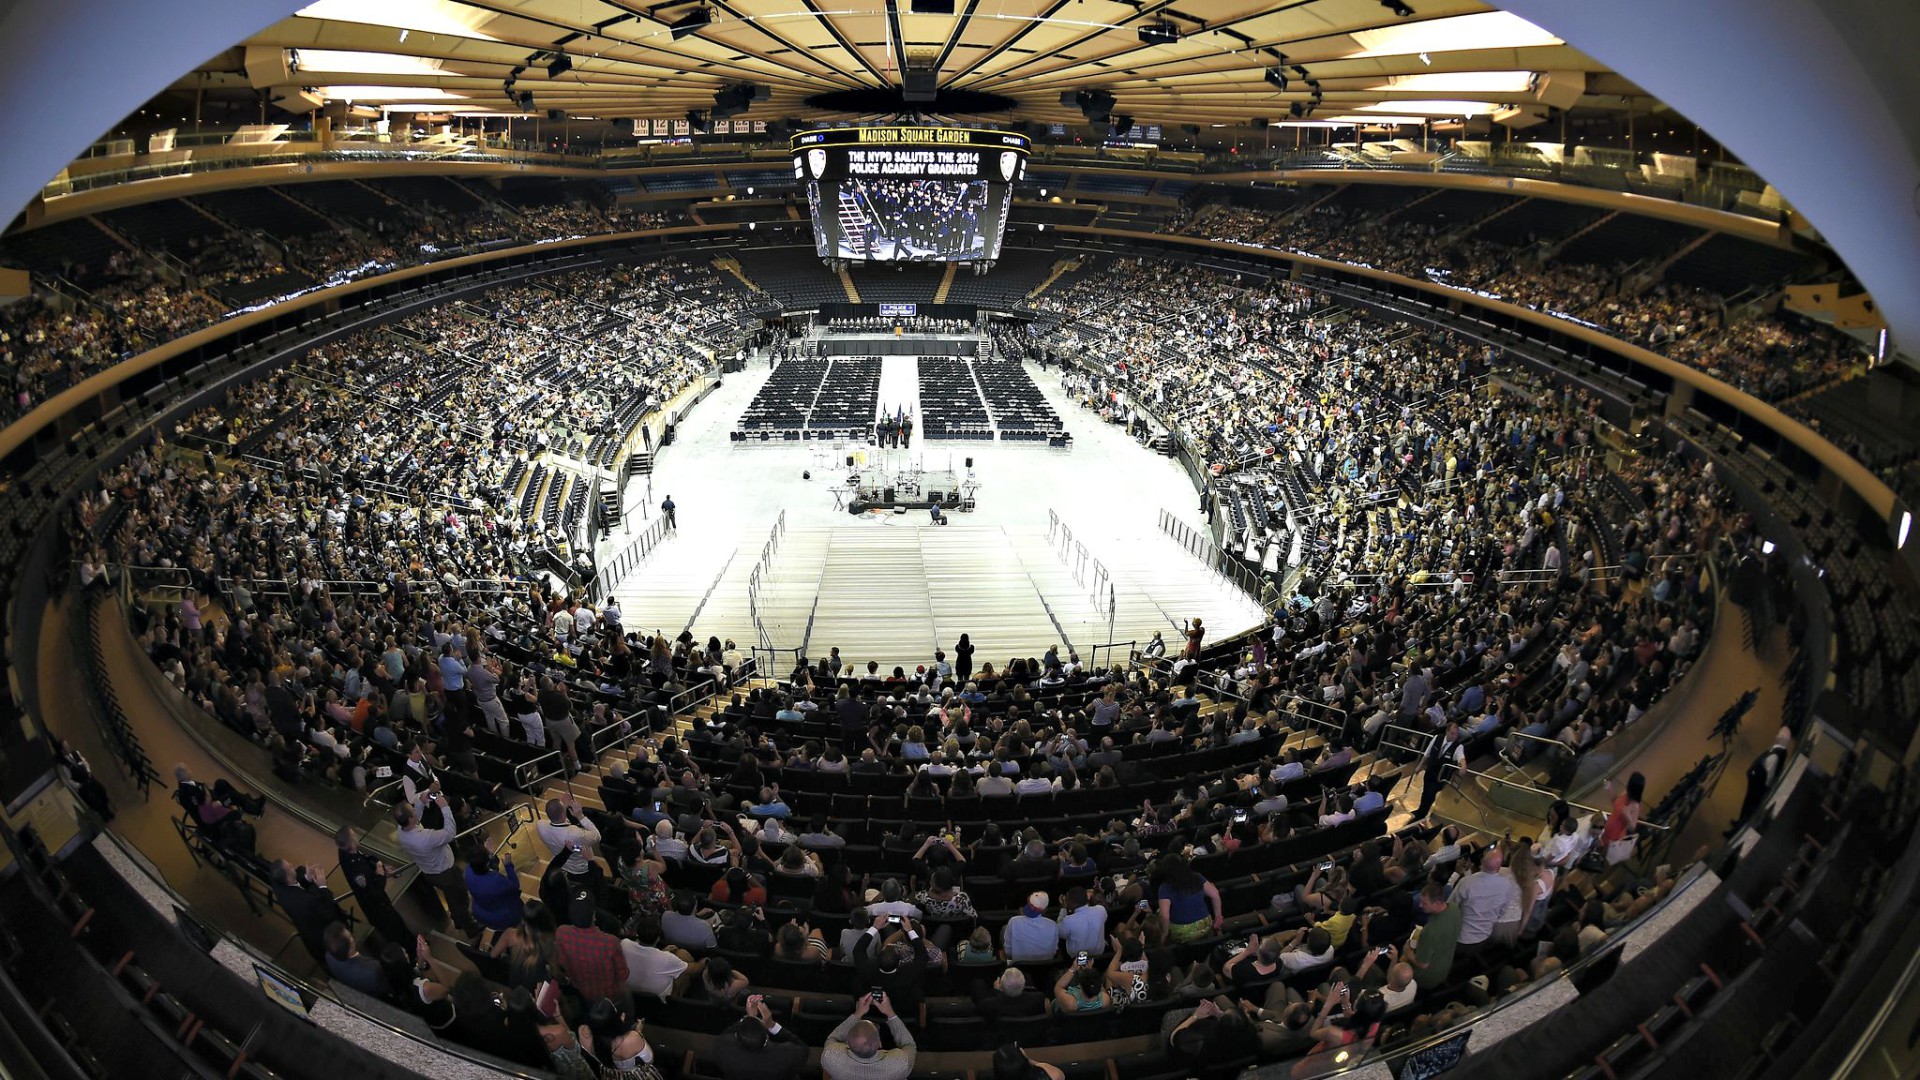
[669,7,712,39]
[712,82,767,120]
[1061,88,1115,123]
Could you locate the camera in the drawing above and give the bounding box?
[1076,951,1090,965]
[870,989,886,1001]
[887,915,902,925]
[1319,860,1335,872]
[1233,810,1249,823]
[1136,900,1149,911]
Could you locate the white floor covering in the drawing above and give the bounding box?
[607,358,1264,670]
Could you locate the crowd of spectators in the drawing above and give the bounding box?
[0,193,683,426]
[1181,203,1863,402]
[41,202,1766,1077]
[89,261,1730,1079]
[1046,256,1730,795]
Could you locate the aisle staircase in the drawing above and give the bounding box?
[933,263,958,303]
[1027,257,1081,301]
[712,256,761,294]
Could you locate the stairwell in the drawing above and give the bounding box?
[1649,230,1719,280]
[712,256,762,294]
[1545,210,1619,259]
[837,267,860,302]
[1027,257,1082,302]
[1455,195,1533,241]
[933,263,958,303]
[1287,183,1350,225]
[1377,187,1445,225]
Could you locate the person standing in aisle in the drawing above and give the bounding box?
[953,634,974,683]
[661,495,677,530]
[336,827,414,949]
[396,790,479,939]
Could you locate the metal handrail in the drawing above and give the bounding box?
[1505,729,1577,756]
[1457,767,1670,831]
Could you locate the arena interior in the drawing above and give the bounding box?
[0,2,1917,1079]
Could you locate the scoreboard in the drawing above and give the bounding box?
[792,126,1031,183]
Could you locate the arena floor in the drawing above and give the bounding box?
[605,357,1267,669]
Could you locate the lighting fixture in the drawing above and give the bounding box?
[1138,21,1181,44]
[547,52,572,78]
[1265,69,1288,91]
[1380,1,1415,16]
[669,7,712,40]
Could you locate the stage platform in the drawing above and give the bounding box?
[607,357,1264,668]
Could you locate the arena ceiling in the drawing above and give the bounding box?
[197,0,1651,129]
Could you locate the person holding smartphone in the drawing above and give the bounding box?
[1052,954,1111,1015]
[852,912,931,1017]
[822,989,916,1080]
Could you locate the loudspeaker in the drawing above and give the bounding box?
[929,491,943,503]
[245,46,289,89]
[847,455,855,467]
[965,457,973,468]
[1532,71,1586,110]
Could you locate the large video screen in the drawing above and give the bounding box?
[795,126,1027,263]
[827,178,990,261]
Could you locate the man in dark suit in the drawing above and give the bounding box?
[709,995,808,1080]
[270,860,348,965]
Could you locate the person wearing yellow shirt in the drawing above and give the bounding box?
[1314,897,1361,948]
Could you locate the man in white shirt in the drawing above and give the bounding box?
[648,819,689,862]
[1014,766,1059,796]
[622,937,689,997]
[865,880,923,921]
[536,795,601,878]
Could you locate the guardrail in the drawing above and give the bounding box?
[1087,640,1137,674]
[590,513,673,604]
[746,510,788,654]
[120,565,193,605]
[1158,507,1283,612]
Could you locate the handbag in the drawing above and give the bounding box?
[1605,835,1638,866]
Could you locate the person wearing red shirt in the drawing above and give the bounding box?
[554,891,631,1016]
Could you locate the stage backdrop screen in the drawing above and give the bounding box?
[794,126,1028,263]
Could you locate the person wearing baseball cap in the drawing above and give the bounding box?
[1003,891,1059,962]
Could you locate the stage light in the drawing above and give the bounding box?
[1138,21,1181,44]
[669,7,712,39]
[1380,0,1415,15]
[1265,69,1288,92]
[547,53,572,79]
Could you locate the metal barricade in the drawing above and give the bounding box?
[1087,640,1137,673]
